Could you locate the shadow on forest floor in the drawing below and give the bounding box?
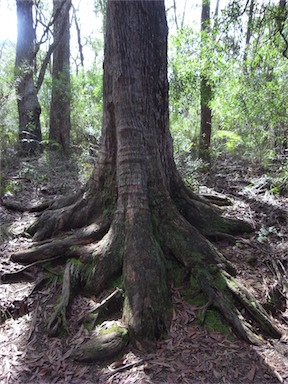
[0,154,288,383]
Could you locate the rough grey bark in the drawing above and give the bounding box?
[199,0,212,163]
[49,0,71,155]
[15,0,42,156]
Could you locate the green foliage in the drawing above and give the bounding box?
[0,174,13,197]
[169,27,200,113]
[169,27,201,155]
[168,2,288,165]
[270,164,288,195]
[70,67,103,147]
[1,0,287,172]
[214,130,243,154]
[175,153,205,190]
[0,42,18,162]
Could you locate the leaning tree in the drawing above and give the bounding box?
[8,0,281,356]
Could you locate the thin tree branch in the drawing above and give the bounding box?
[72,4,84,67]
[180,0,188,29]
[33,1,66,58]
[36,0,72,92]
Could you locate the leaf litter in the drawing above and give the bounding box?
[0,156,288,383]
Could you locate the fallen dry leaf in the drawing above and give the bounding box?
[246,363,257,381]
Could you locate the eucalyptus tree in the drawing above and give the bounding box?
[49,0,72,155]
[199,0,212,162]
[15,0,42,155]
[9,0,281,354]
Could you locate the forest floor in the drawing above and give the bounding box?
[1,152,288,384]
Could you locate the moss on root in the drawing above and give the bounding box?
[204,310,232,337]
[166,260,230,306]
[71,321,129,362]
[169,270,234,339]
[165,258,186,286]
[98,322,128,337]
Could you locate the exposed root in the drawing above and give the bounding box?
[157,205,281,345]
[1,192,83,213]
[0,199,28,212]
[30,192,83,213]
[11,220,110,264]
[224,272,282,339]
[24,224,125,337]
[71,321,129,362]
[81,221,125,295]
[174,185,253,236]
[158,205,236,275]
[206,232,237,245]
[122,214,169,347]
[198,273,263,345]
[200,194,233,206]
[47,260,79,336]
[28,194,104,241]
[5,180,281,353]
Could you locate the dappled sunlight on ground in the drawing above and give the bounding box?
[1,157,288,383]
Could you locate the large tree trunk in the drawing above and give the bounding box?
[8,0,281,355]
[49,0,71,155]
[15,0,42,156]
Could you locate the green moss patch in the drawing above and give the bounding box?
[98,321,128,338]
[203,309,232,337]
[165,258,186,286]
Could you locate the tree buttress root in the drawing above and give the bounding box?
[2,190,282,360]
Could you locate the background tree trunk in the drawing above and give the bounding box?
[15,0,42,156]
[199,0,212,163]
[49,0,71,155]
[243,0,255,75]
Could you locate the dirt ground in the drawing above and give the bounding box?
[1,154,288,383]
